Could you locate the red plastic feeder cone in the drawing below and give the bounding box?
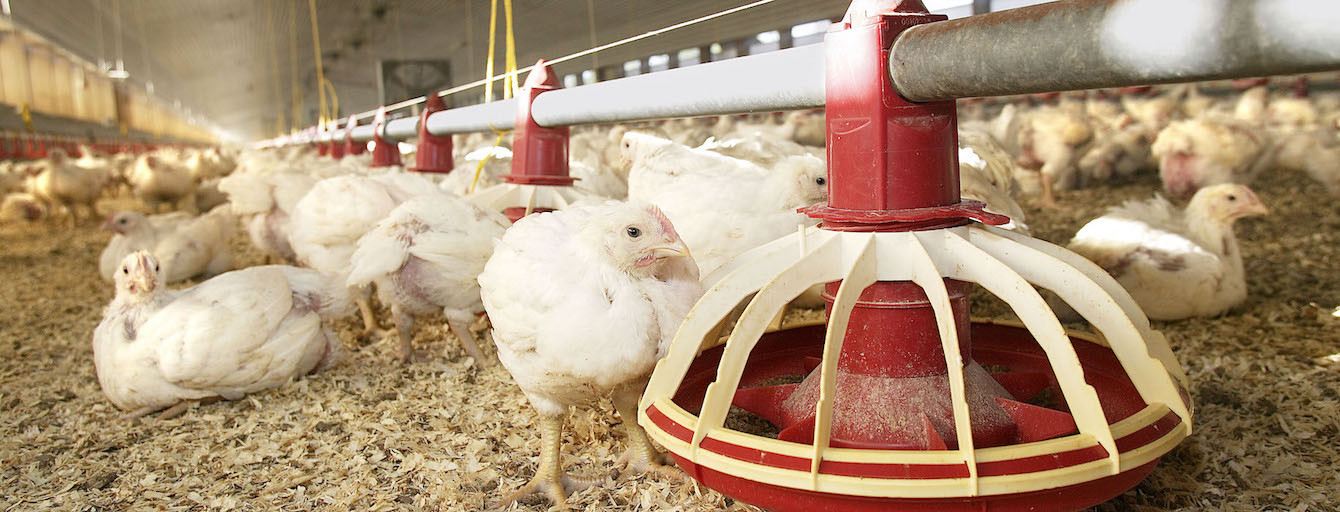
[639,2,1192,512]
[1231,77,1269,90]
[369,108,401,167]
[409,93,454,174]
[345,116,367,157]
[470,59,584,223]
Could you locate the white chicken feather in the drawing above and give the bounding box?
[93,251,347,418]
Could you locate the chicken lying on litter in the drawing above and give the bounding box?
[479,201,703,506]
[289,172,438,335]
[1,192,47,223]
[1273,130,1340,196]
[623,132,826,277]
[1152,118,1274,198]
[98,205,234,284]
[346,193,510,363]
[93,251,347,419]
[1066,183,1268,320]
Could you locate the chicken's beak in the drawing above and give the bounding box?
[1239,201,1269,217]
[650,239,691,260]
[636,239,691,267]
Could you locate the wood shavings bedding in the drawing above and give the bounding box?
[2,169,1337,511]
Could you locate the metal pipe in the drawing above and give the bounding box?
[532,43,824,126]
[282,0,1340,146]
[316,45,823,144]
[890,0,1340,101]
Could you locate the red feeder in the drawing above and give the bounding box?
[330,121,348,159]
[1231,77,1269,90]
[409,92,454,174]
[369,108,401,167]
[639,2,1191,511]
[1118,85,1152,96]
[344,116,367,157]
[471,59,583,223]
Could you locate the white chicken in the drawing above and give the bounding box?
[93,251,348,419]
[127,154,195,212]
[346,193,510,363]
[623,132,826,277]
[958,146,1029,234]
[1066,183,1268,320]
[1151,118,1274,198]
[479,201,703,505]
[30,148,108,226]
[98,206,235,284]
[289,172,438,335]
[1274,130,1340,196]
[219,171,318,263]
[1,192,47,223]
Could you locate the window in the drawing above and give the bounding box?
[749,30,781,54]
[647,54,671,72]
[791,20,831,46]
[677,47,702,67]
[623,59,643,77]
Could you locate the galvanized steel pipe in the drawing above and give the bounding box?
[890,0,1340,101]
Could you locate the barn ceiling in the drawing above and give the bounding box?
[9,0,855,142]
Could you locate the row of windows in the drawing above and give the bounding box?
[557,0,1052,89]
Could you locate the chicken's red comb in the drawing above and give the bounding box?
[647,205,679,241]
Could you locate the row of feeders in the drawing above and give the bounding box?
[279,0,1340,507]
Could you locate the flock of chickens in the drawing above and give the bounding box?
[2,74,1337,506]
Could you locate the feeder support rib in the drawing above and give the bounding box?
[890,0,1340,101]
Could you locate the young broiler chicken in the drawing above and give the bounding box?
[289,172,438,336]
[1016,105,1094,207]
[127,154,195,212]
[1066,183,1268,320]
[219,171,318,263]
[479,201,703,506]
[622,132,826,277]
[93,251,347,419]
[1274,129,1340,196]
[98,206,234,284]
[1152,117,1274,198]
[346,193,510,363]
[30,148,108,226]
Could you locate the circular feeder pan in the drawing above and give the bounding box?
[646,320,1187,512]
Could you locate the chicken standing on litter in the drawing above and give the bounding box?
[1066,183,1268,320]
[93,251,348,419]
[346,192,510,363]
[479,201,704,506]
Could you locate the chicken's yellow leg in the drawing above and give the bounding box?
[612,385,679,477]
[495,415,597,507]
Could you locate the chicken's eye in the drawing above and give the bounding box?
[154,265,160,272]
[118,218,127,224]
[1227,194,1237,201]
[627,226,642,238]
[122,268,128,274]
[815,177,826,186]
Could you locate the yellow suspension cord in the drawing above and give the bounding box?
[307,0,329,126]
[289,0,302,131]
[502,0,518,98]
[265,0,285,137]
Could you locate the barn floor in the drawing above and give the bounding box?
[1,169,1338,512]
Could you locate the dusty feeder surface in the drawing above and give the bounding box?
[0,169,1337,511]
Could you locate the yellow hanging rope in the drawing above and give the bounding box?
[323,77,340,122]
[502,0,518,98]
[470,0,518,194]
[288,0,302,130]
[265,0,285,137]
[307,0,330,126]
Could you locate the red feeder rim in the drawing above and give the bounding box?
[344,115,366,157]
